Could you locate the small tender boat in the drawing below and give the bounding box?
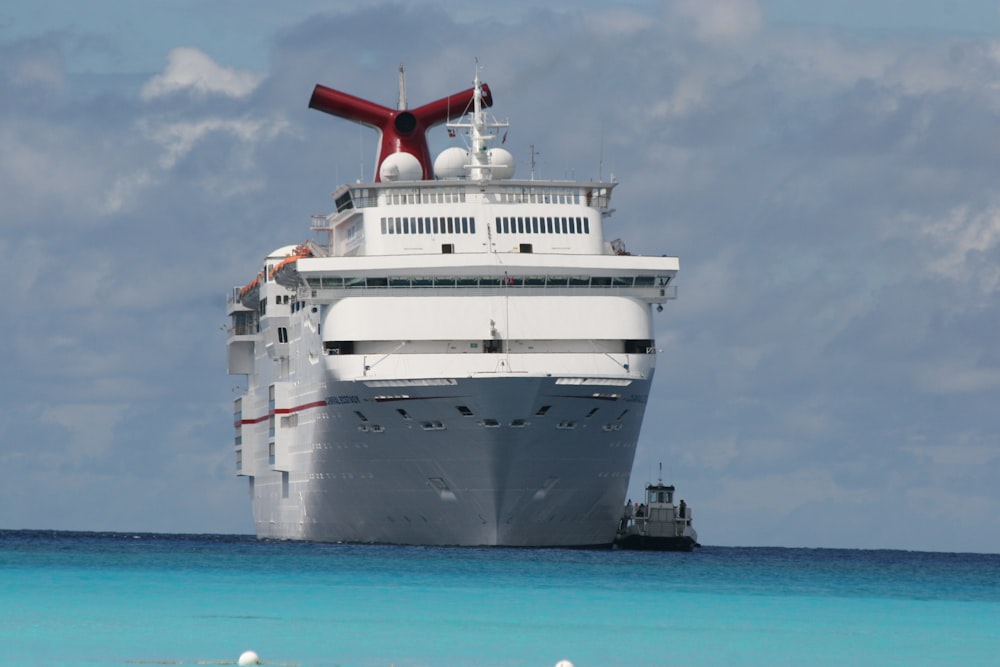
[615,475,699,552]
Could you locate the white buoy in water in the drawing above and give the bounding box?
[238,650,260,666]
[555,661,574,667]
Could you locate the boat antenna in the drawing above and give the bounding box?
[397,63,407,110]
[658,462,663,484]
[358,124,365,182]
[469,63,488,181]
[598,120,605,181]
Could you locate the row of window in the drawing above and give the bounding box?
[381,216,476,235]
[307,275,669,289]
[377,215,593,237]
[362,186,593,208]
[383,190,467,205]
[495,216,590,235]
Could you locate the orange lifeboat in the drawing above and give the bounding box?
[269,243,313,280]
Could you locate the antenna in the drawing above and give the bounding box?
[529,144,539,180]
[397,63,407,110]
[598,120,605,181]
[358,124,364,182]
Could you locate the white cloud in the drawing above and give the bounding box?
[140,47,264,100]
[141,117,287,169]
[670,0,763,43]
[580,8,651,38]
[3,49,65,89]
[40,403,123,463]
[0,122,116,221]
[921,205,1000,293]
[914,362,1000,394]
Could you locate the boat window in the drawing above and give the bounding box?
[441,244,454,254]
[535,405,551,416]
[624,339,654,354]
[334,190,353,212]
[323,341,354,355]
[456,405,474,416]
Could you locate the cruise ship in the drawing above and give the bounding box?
[225,66,679,546]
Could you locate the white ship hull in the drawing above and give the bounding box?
[245,374,651,546]
[226,66,679,547]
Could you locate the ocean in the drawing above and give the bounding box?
[2,531,997,667]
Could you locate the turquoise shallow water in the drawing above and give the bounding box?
[2,531,998,667]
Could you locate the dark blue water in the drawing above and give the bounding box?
[2,530,998,666]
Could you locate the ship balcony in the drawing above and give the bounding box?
[304,276,678,303]
[227,287,256,315]
[321,349,657,382]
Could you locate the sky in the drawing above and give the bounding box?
[2,0,999,554]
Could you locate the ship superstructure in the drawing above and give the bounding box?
[226,66,679,546]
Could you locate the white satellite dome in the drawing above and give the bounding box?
[434,147,469,179]
[488,148,515,179]
[379,151,422,181]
